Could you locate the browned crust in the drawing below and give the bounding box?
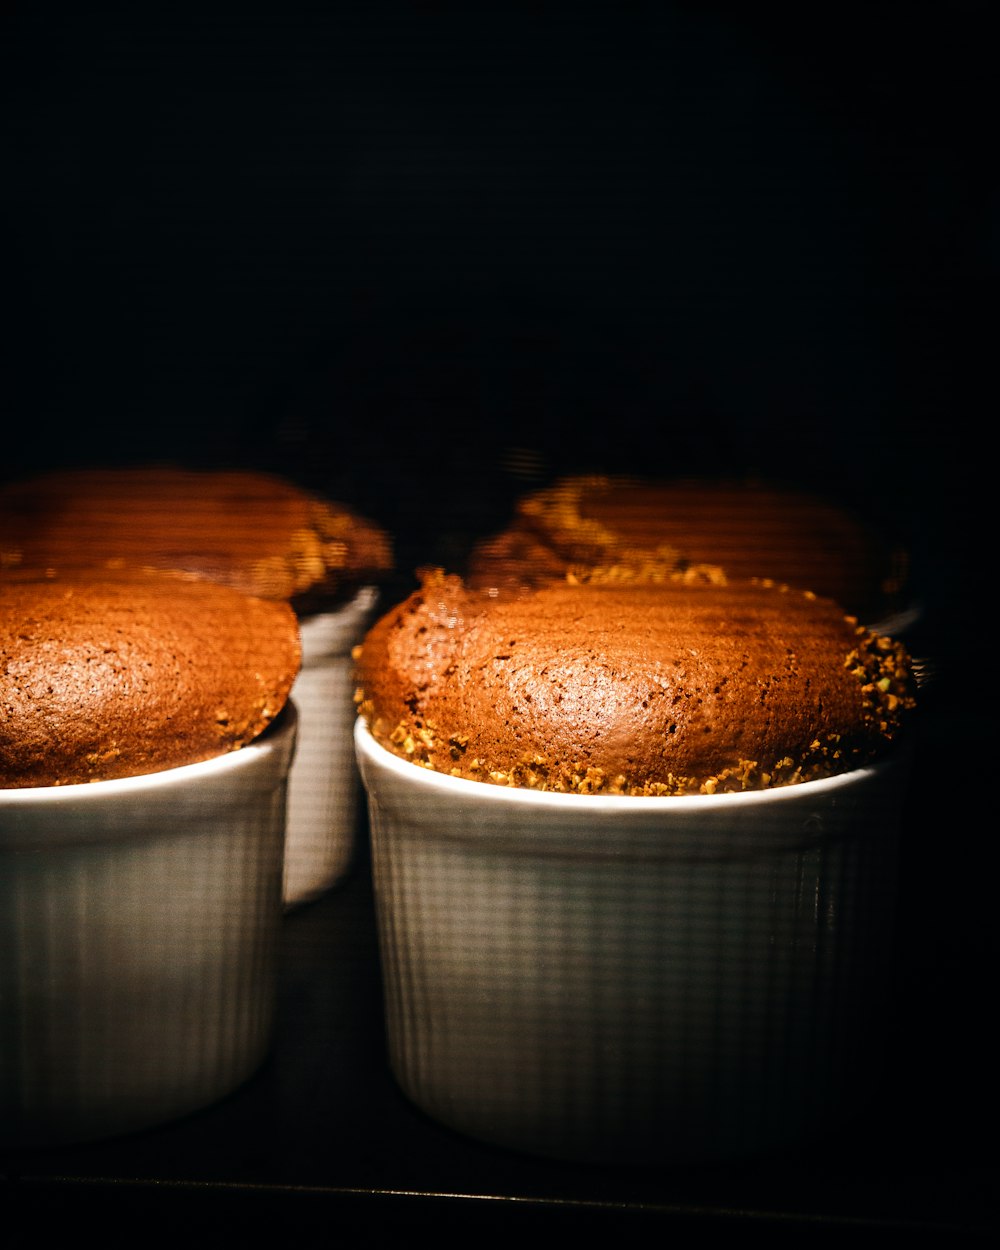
[1,569,301,787]
[467,474,911,625]
[355,567,917,797]
[0,466,393,606]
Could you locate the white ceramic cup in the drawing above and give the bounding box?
[355,717,912,1165]
[0,703,297,1149]
[283,586,379,908]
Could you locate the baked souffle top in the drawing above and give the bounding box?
[467,475,911,628]
[0,466,393,612]
[1,569,301,788]
[354,567,916,797]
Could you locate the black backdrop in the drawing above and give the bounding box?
[2,5,990,585]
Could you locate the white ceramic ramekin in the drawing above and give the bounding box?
[0,704,297,1149]
[284,586,379,907]
[355,717,912,1165]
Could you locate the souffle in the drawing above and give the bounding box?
[467,474,912,628]
[354,567,916,797]
[0,465,393,613]
[1,570,301,788]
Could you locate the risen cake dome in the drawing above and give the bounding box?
[1,569,301,788]
[0,465,393,611]
[467,475,912,630]
[354,568,916,796]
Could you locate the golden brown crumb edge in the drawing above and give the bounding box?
[354,568,917,797]
[0,465,394,610]
[1,570,301,788]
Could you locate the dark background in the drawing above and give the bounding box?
[2,5,991,583]
[1,3,994,1238]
